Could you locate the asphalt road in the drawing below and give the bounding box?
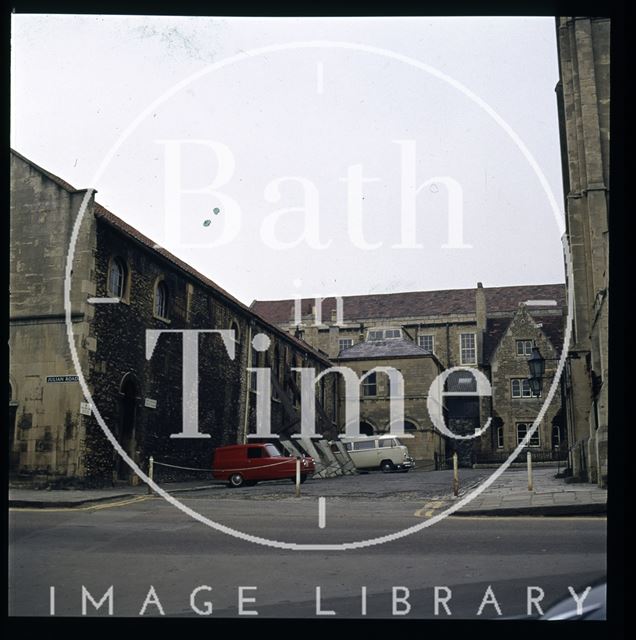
[9,473,606,619]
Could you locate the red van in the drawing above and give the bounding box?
[212,443,315,488]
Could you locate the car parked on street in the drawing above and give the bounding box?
[212,443,315,488]
[340,434,415,472]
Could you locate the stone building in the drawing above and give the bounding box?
[485,304,565,460]
[252,282,567,465]
[9,149,571,483]
[555,17,609,487]
[9,150,338,486]
[334,329,446,468]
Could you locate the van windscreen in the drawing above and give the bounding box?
[265,443,284,457]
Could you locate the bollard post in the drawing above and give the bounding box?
[148,456,154,495]
[295,457,301,498]
[527,450,533,492]
[452,452,459,497]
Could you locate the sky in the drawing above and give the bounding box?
[10,15,566,306]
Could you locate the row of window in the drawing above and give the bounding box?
[368,328,401,341]
[338,331,476,364]
[496,423,561,449]
[511,378,540,398]
[339,332,536,367]
[344,437,402,451]
[108,258,168,319]
[248,344,334,415]
[358,372,540,400]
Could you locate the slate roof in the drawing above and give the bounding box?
[335,338,436,361]
[251,284,566,324]
[11,149,332,367]
[537,316,567,354]
[483,317,513,363]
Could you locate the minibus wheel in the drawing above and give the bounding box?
[380,460,395,473]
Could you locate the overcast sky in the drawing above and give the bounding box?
[11,15,566,306]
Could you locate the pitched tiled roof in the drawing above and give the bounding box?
[94,203,248,311]
[483,317,512,363]
[11,149,331,367]
[94,203,332,365]
[535,315,567,355]
[335,338,435,361]
[251,284,566,324]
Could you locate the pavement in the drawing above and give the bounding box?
[453,467,607,517]
[8,466,607,516]
[7,480,216,508]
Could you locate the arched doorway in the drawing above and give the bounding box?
[444,370,480,467]
[115,373,139,482]
[359,421,374,436]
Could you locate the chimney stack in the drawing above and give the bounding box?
[476,282,486,331]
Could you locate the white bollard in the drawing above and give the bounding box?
[148,456,154,495]
[295,457,301,497]
[527,450,533,492]
[452,452,459,497]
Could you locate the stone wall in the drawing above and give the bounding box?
[85,219,249,484]
[9,152,96,480]
[286,316,478,368]
[9,151,336,486]
[488,306,563,457]
[556,17,610,486]
[84,220,336,485]
[333,355,446,465]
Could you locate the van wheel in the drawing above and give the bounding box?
[228,473,245,488]
[300,474,308,484]
[381,460,395,473]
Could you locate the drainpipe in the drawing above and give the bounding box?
[445,322,451,368]
[242,322,253,444]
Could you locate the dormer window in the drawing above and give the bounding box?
[367,328,402,341]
